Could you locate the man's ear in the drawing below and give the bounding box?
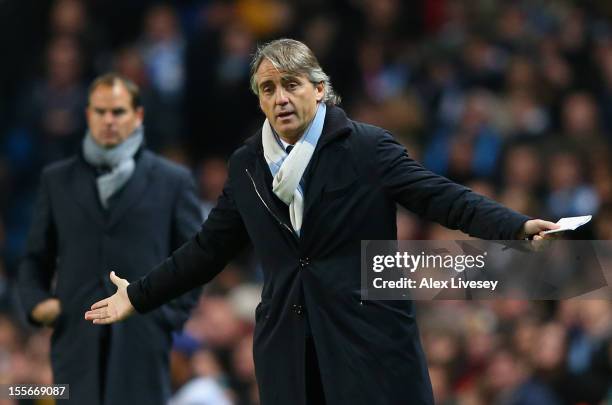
[135,106,144,126]
[315,82,325,102]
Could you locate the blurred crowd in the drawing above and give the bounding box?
[0,0,611,404]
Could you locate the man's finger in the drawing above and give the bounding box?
[90,298,109,310]
[93,317,114,325]
[539,230,562,240]
[84,309,107,320]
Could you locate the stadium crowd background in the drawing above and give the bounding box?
[0,0,611,404]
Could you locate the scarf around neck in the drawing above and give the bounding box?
[82,126,144,209]
[262,102,326,235]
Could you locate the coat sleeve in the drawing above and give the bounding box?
[17,172,57,325]
[127,161,250,313]
[374,130,530,240]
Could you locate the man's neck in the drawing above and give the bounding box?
[278,135,299,145]
[274,128,303,145]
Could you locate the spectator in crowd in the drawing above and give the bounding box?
[545,147,599,219]
[169,333,233,405]
[138,4,187,151]
[17,36,88,165]
[196,157,228,220]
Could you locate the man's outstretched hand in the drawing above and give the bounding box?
[520,219,561,240]
[85,271,135,324]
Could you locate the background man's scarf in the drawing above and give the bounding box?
[82,126,144,209]
[262,102,326,235]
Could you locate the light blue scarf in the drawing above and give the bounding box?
[262,103,326,235]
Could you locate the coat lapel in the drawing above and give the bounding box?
[107,150,154,229]
[71,158,105,228]
[254,151,295,232]
[302,106,352,219]
[244,132,298,239]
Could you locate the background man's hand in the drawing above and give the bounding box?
[519,219,561,240]
[84,271,135,324]
[31,298,61,326]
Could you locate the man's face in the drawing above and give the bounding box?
[86,83,143,147]
[255,59,324,142]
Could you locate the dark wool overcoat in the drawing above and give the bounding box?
[19,149,202,405]
[128,106,529,405]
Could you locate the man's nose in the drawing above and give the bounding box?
[275,88,289,105]
[103,111,115,124]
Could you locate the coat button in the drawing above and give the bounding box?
[299,257,311,268]
[292,304,304,315]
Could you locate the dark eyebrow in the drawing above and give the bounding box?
[259,80,274,90]
[281,74,301,83]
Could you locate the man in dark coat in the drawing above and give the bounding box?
[19,73,202,405]
[85,40,558,405]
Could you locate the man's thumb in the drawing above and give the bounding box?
[110,271,122,287]
[539,219,560,230]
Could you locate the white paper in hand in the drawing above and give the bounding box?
[542,215,592,235]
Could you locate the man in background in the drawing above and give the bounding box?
[18,73,202,405]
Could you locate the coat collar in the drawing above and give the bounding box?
[72,156,105,228]
[244,104,352,153]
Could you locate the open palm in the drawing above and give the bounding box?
[84,271,135,324]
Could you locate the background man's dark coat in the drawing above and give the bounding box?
[128,106,530,405]
[18,149,202,405]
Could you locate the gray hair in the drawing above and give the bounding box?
[249,38,341,105]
